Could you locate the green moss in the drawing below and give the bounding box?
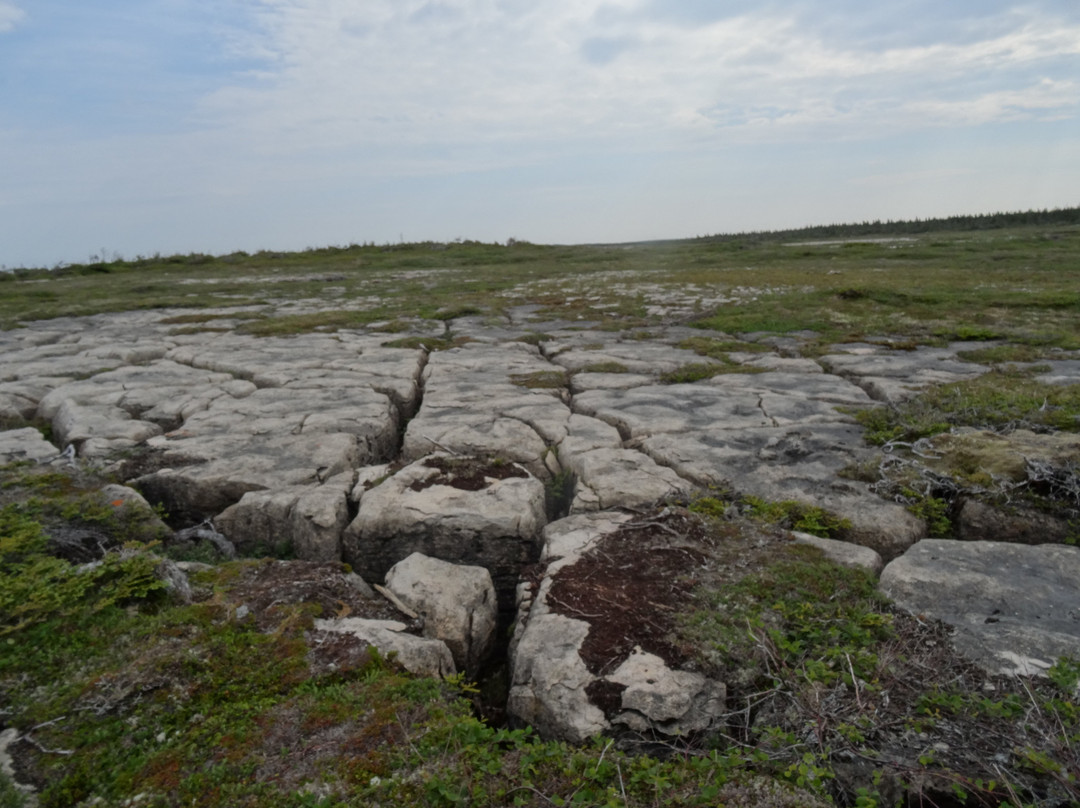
[854,370,1080,444]
[579,360,630,374]
[742,496,852,538]
[956,343,1049,364]
[679,336,771,358]
[237,309,388,336]
[510,370,567,389]
[683,544,892,686]
[381,335,474,351]
[660,362,725,384]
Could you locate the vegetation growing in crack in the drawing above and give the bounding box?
[848,366,1080,541]
[853,368,1080,446]
[579,360,630,374]
[690,494,851,539]
[510,370,567,390]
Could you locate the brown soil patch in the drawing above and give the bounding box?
[545,508,711,675]
[219,559,416,633]
[409,455,528,492]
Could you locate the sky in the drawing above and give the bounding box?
[1,1,1079,269]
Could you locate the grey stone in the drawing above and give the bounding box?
[548,341,719,376]
[401,343,571,478]
[819,345,988,403]
[880,540,1080,676]
[642,424,923,559]
[562,447,690,513]
[313,617,456,678]
[343,455,547,607]
[0,427,57,464]
[791,532,884,575]
[215,472,353,561]
[606,649,726,734]
[52,400,162,455]
[385,553,497,674]
[956,499,1075,545]
[507,611,608,742]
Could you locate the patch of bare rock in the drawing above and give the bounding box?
[881,539,1080,677]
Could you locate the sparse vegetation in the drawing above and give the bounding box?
[2,464,1078,806]
[2,213,1078,353]
[853,368,1080,445]
[510,370,567,390]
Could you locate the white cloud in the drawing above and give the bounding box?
[0,1,25,32]
[197,2,1080,160]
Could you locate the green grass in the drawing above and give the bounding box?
[3,224,1078,352]
[853,367,1080,445]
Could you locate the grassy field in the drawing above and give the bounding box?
[3,216,1080,354]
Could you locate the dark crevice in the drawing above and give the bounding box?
[392,347,429,462]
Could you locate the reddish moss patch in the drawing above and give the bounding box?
[409,455,528,492]
[584,679,628,719]
[218,559,412,632]
[545,508,710,675]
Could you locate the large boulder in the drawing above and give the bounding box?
[880,539,1080,676]
[385,553,497,675]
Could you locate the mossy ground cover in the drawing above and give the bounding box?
[3,221,1079,356]
[847,365,1080,540]
[1,465,1078,806]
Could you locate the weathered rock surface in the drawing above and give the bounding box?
[508,511,727,742]
[0,427,58,464]
[606,649,726,735]
[955,499,1075,545]
[7,306,1080,756]
[791,532,884,575]
[401,342,569,478]
[880,539,1080,676]
[575,376,923,557]
[818,343,989,403]
[215,472,354,561]
[313,617,457,678]
[344,455,547,608]
[385,553,497,675]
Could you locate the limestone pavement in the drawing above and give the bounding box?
[3,308,1080,742]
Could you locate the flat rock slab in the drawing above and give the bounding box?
[575,377,920,558]
[548,341,720,376]
[573,373,871,438]
[819,344,989,403]
[880,540,1080,676]
[401,342,570,478]
[0,427,58,464]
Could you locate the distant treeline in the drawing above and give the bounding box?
[703,206,1080,243]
